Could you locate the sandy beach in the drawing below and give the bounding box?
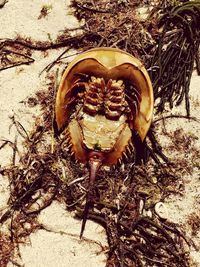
[0,1,200,266]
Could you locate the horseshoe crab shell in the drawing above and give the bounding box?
[54,47,154,237]
[55,47,153,144]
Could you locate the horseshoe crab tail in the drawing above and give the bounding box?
[80,151,104,239]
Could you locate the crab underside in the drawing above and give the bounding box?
[54,48,154,236]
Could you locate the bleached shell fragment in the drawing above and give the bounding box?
[154,202,169,219]
[139,199,144,214]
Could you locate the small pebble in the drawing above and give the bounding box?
[139,199,144,214]
[8,110,14,119]
[146,209,153,218]
[155,202,169,219]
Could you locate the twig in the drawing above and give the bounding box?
[0,60,34,71]
[0,140,10,150]
[8,259,24,267]
[154,114,200,123]
[40,50,87,75]
[1,48,34,60]
[39,47,71,75]
[76,3,111,13]
[68,176,86,186]
[0,35,82,51]
[12,135,18,165]
[9,115,30,141]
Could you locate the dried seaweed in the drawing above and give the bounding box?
[0,47,34,71]
[0,235,14,267]
[66,162,191,267]
[148,1,200,116]
[1,71,195,266]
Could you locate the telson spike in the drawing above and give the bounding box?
[80,151,104,238]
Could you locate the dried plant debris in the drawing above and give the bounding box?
[71,0,152,59]
[0,72,197,266]
[0,235,14,267]
[38,4,52,20]
[148,1,200,116]
[0,1,200,266]
[0,42,34,71]
[187,213,200,237]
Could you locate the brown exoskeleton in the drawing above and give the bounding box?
[54,48,154,237]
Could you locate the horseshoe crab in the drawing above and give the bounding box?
[54,47,154,237]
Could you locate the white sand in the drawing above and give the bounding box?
[8,202,107,267]
[0,0,81,41]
